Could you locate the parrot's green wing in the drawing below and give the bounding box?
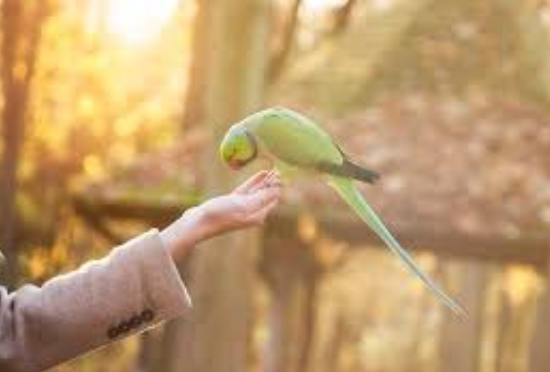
[249,108,379,183]
[249,108,341,167]
[328,175,465,315]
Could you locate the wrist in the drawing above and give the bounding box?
[160,206,207,263]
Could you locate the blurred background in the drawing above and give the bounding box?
[1,0,550,371]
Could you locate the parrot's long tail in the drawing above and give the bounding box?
[328,176,465,315]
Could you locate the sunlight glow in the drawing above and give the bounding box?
[303,0,347,13]
[106,0,180,45]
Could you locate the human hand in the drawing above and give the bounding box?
[198,169,282,234]
[161,170,282,262]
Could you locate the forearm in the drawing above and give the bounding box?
[0,229,191,372]
[0,170,281,372]
[160,206,209,262]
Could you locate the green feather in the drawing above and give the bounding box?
[328,176,465,315]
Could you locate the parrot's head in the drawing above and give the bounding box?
[220,127,258,170]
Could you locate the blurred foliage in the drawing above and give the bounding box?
[274,0,550,114]
[5,0,192,280]
[0,1,194,370]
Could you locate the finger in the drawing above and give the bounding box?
[265,170,284,188]
[233,170,270,194]
[266,175,282,188]
[242,186,281,213]
[249,168,282,192]
[247,198,280,225]
[246,169,278,193]
[264,170,279,187]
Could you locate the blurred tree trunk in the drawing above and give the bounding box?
[156,261,196,372]
[404,263,443,372]
[188,1,270,372]
[495,281,537,372]
[263,275,317,372]
[495,285,513,372]
[267,0,302,84]
[158,312,197,372]
[260,233,321,372]
[181,0,213,129]
[528,262,550,372]
[439,260,489,372]
[0,0,48,286]
[140,1,269,370]
[329,0,357,36]
[322,315,346,372]
[135,330,163,372]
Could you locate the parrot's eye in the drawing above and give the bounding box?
[226,131,258,169]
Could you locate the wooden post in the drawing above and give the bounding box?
[156,260,196,372]
[496,281,538,372]
[439,260,489,372]
[158,315,197,372]
[495,285,513,372]
[528,260,550,372]
[260,232,321,372]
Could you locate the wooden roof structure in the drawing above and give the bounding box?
[73,0,550,268]
[73,93,550,268]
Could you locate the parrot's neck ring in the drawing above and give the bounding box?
[245,131,258,163]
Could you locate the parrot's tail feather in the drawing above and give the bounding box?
[328,176,465,316]
[317,159,380,184]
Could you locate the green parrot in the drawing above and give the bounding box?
[219,107,464,315]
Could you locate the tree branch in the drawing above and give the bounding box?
[267,0,303,84]
[182,0,213,129]
[329,0,357,37]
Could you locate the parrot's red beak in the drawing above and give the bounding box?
[228,158,243,170]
